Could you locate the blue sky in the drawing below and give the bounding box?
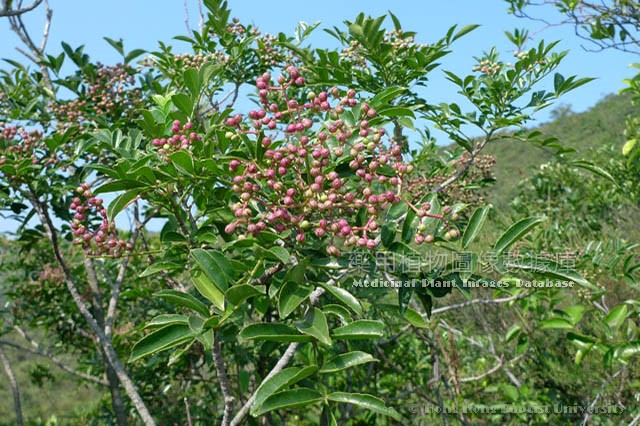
[0,1,637,233]
[1,0,636,121]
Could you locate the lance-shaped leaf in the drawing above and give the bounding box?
[319,351,377,373]
[239,323,312,343]
[332,320,384,340]
[129,324,194,362]
[296,307,332,345]
[278,281,313,318]
[107,189,140,221]
[226,284,264,306]
[251,366,318,415]
[191,249,231,292]
[319,283,362,315]
[190,269,225,311]
[251,388,323,417]
[494,217,545,255]
[504,257,598,291]
[327,392,402,421]
[462,205,491,249]
[154,290,209,317]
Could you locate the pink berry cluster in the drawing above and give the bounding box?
[0,124,58,171]
[151,120,201,158]
[49,63,141,131]
[70,183,131,256]
[413,204,458,244]
[222,66,451,256]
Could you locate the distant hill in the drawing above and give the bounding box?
[480,93,635,208]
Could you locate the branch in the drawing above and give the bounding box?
[105,202,154,338]
[0,346,23,426]
[430,292,527,315]
[6,0,53,91]
[459,354,525,383]
[229,342,299,426]
[197,0,204,31]
[0,0,43,17]
[432,133,492,193]
[1,334,108,386]
[230,271,346,426]
[183,0,191,33]
[21,187,156,425]
[213,329,234,426]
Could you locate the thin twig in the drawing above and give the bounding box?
[459,354,525,383]
[430,292,527,315]
[213,329,234,426]
[0,346,23,426]
[1,334,108,386]
[184,0,191,33]
[0,0,43,17]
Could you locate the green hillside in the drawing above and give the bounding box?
[482,93,635,208]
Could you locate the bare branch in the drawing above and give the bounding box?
[183,0,191,33]
[2,332,108,386]
[459,354,525,383]
[0,346,23,426]
[430,291,527,315]
[40,0,51,52]
[0,0,43,17]
[197,0,204,31]
[433,133,492,193]
[5,0,53,91]
[105,202,155,338]
[213,329,234,426]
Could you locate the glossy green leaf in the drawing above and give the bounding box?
[154,290,209,317]
[278,281,313,318]
[404,308,427,328]
[570,160,617,184]
[183,68,201,96]
[169,150,195,175]
[251,388,323,417]
[296,307,332,345]
[172,93,193,115]
[129,324,193,362]
[616,341,640,360]
[494,217,545,255]
[462,205,491,249]
[190,269,225,311]
[140,261,182,277]
[226,284,264,306]
[605,305,628,331]
[319,283,362,315]
[504,257,598,291]
[540,318,573,330]
[93,179,147,194]
[327,392,402,421]
[505,325,521,342]
[191,249,230,292]
[322,304,352,323]
[319,351,377,373]
[145,314,189,329]
[332,320,384,340]
[239,323,312,342]
[251,366,318,415]
[107,189,139,221]
[369,86,407,108]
